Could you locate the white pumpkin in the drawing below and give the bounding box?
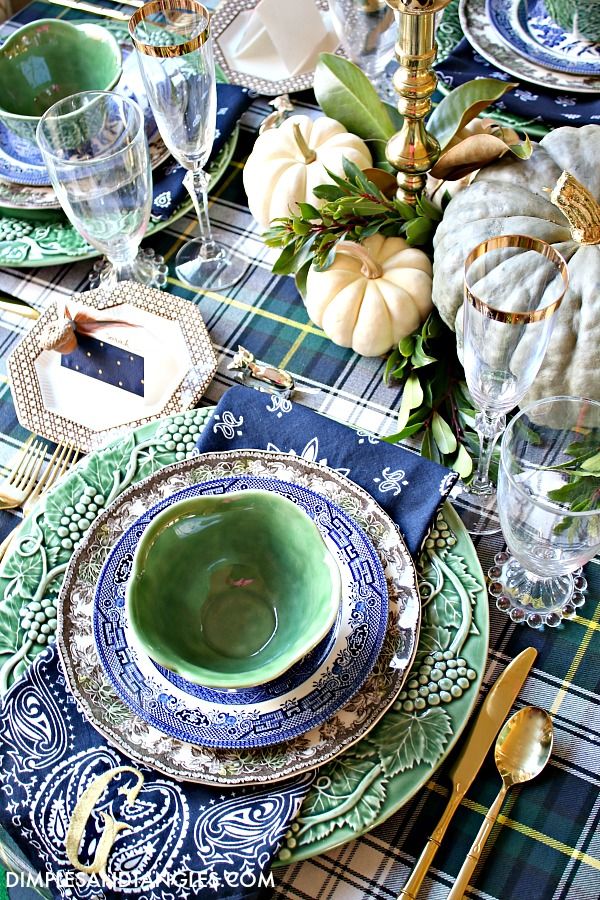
[304,236,433,357]
[243,114,372,228]
[432,124,600,403]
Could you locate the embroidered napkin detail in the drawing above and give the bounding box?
[0,645,312,900]
[435,38,600,129]
[195,385,459,558]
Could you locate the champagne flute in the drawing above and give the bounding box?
[129,0,247,291]
[37,91,153,290]
[454,234,569,535]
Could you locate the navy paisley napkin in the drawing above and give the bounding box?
[0,644,310,900]
[435,38,600,129]
[151,84,253,221]
[195,385,459,557]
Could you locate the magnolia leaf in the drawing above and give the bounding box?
[430,133,513,181]
[363,167,397,198]
[428,78,518,150]
[314,53,397,144]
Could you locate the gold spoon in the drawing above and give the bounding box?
[447,706,553,900]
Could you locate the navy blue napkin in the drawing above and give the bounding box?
[151,83,253,221]
[195,386,458,558]
[0,643,311,900]
[435,38,600,128]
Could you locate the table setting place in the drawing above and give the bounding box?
[0,0,598,899]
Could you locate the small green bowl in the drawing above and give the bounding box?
[0,19,122,144]
[126,490,342,689]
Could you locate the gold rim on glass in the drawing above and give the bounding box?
[464,234,569,324]
[129,0,210,57]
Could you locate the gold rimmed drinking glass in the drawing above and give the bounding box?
[453,234,569,535]
[129,0,247,291]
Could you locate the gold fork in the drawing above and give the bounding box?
[0,442,79,563]
[0,438,46,511]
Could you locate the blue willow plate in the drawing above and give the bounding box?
[487,0,600,76]
[93,474,390,750]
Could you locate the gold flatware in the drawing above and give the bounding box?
[447,706,553,900]
[398,646,538,899]
[42,0,131,21]
[0,438,46,511]
[0,442,79,562]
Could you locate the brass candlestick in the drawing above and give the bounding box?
[384,0,453,205]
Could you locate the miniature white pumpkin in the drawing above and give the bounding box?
[304,235,433,357]
[243,114,372,228]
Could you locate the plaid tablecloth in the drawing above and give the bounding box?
[0,3,598,899]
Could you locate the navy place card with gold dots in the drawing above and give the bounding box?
[61,333,145,398]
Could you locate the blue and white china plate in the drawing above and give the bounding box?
[0,24,167,188]
[488,0,600,76]
[94,474,390,749]
[460,0,600,92]
[59,450,420,784]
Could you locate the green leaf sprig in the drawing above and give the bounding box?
[383,312,492,480]
[263,158,442,277]
[547,432,600,533]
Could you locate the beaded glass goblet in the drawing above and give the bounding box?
[490,396,600,629]
[37,91,155,290]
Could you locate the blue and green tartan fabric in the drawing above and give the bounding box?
[0,2,599,899]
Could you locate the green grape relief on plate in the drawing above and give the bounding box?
[0,408,488,864]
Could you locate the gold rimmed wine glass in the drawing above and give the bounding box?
[453,234,569,535]
[129,0,248,291]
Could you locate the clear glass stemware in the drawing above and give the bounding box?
[129,0,247,291]
[327,0,397,100]
[37,91,153,290]
[453,234,569,535]
[491,395,600,629]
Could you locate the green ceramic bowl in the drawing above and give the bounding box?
[126,490,343,689]
[0,19,122,144]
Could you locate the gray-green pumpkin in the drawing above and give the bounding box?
[431,124,600,404]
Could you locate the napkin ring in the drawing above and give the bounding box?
[228,346,295,397]
[259,95,295,134]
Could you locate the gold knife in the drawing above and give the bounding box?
[398,646,538,899]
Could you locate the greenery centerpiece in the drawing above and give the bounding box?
[260,54,532,477]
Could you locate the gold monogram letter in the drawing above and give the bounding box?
[66,766,144,874]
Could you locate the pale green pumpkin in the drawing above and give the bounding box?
[431,124,600,403]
